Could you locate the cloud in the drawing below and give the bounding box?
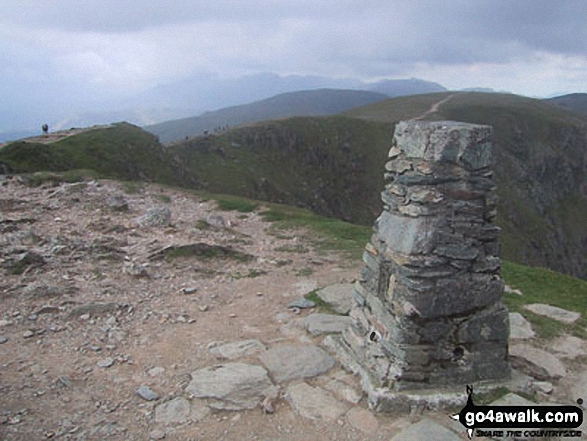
[0,0,585,129]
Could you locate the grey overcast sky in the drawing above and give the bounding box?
[1,0,586,130]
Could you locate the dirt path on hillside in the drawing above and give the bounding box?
[412,93,457,121]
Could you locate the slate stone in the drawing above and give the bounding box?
[509,312,535,340]
[287,298,316,309]
[316,284,354,314]
[322,378,362,404]
[137,385,159,401]
[301,313,352,336]
[390,418,461,441]
[185,362,274,410]
[346,408,379,434]
[285,382,347,421]
[97,357,114,368]
[524,304,580,324]
[209,340,266,359]
[154,397,209,424]
[551,335,587,359]
[509,344,566,380]
[135,207,171,227]
[0,336,7,344]
[259,344,335,383]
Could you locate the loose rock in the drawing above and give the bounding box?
[287,298,315,309]
[185,363,274,410]
[510,344,566,380]
[300,313,352,336]
[259,343,335,382]
[524,303,580,324]
[509,312,535,340]
[316,283,354,314]
[209,340,266,360]
[136,385,159,401]
[286,382,347,421]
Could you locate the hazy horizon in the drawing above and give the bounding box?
[1,0,586,133]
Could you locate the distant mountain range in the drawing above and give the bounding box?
[145,78,447,143]
[545,93,587,116]
[145,89,389,143]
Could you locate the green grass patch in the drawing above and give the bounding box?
[304,289,341,315]
[155,194,172,203]
[294,267,314,277]
[195,219,212,230]
[260,204,371,259]
[502,260,587,339]
[215,195,259,212]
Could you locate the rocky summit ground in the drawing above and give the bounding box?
[1,177,586,441]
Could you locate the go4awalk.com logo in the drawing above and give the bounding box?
[451,386,584,439]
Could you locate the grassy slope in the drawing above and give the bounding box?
[346,92,587,278]
[545,93,587,116]
[222,193,587,340]
[168,116,394,225]
[0,122,178,184]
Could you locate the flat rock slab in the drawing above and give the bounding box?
[154,397,209,424]
[316,284,354,314]
[259,344,335,383]
[551,335,587,359]
[390,418,461,441]
[509,312,535,340]
[509,344,566,380]
[286,382,347,421]
[209,339,266,359]
[346,408,379,434]
[491,392,535,406]
[185,362,274,410]
[300,313,352,336]
[524,304,580,324]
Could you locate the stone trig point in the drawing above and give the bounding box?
[326,120,510,410]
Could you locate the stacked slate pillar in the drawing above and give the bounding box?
[341,120,509,393]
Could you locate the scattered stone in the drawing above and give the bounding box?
[531,381,553,395]
[510,344,566,380]
[123,261,150,278]
[509,312,535,340]
[23,330,34,339]
[261,396,274,414]
[181,287,198,295]
[287,298,315,309]
[259,344,335,382]
[136,385,159,401]
[106,195,129,212]
[0,335,7,344]
[322,378,362,404]
[148,367,165,377]
[198,305,209,312]
[97,358,115,368]
[346,408,379,434]
[154,397,209,424]
[316,283,354,314]
[390,418,461,441]
[36,306,60,315]
[524,303,580,324]
[134,207,171,227]
[69,302,124,318]
[209,340,266,360]
[0,319,12,327]
[23,283,73,300]
[300,313,352,336]
[551,335,587,359]
[185,363,274,410]
[207,215,228,228]
[150,429,166,440]
[286,382,347,421]
[57,376,72,388]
